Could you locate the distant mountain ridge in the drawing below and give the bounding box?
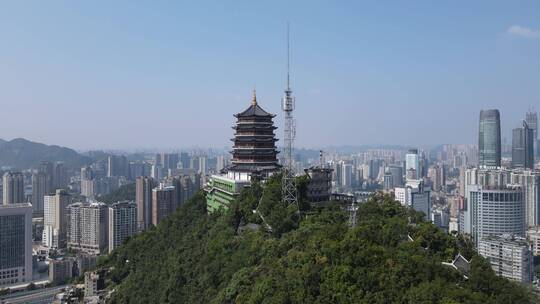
[0,138,92,169]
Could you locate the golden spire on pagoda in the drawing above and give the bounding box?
[251,89,257,106]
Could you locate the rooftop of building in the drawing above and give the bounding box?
[109,201,136,208]
[0,203,33,210]
[69,201,107,208]
[480,234,530,246]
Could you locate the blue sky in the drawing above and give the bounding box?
[0,1,539,150]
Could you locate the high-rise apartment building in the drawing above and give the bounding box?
[198,156,207,175]
[216,155,227,173]
[0,203,33,286]
[108,155,128,177]
[42,189,70,248]
[152,184,177,226]
[180,152,190,170]
[160,153,179,171]
[32,171,52,213]
[68,202,108,254]
[136,176,156,231]
[341,162,353,189]
[2,172,25,205]
[108,201,137,253]
[53,162,68,189]
[512,121,534,169]
[478,109,501,168]
[478,234,533,283]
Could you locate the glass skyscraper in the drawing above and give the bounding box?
[512,121,534,169]
[478,109,501,168]
[525,110,538,157]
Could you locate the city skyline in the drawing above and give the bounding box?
[0,1,539,149]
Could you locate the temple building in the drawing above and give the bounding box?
[205,91,280,211]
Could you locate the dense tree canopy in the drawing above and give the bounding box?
[102,176,537,303]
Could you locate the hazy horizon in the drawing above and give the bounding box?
[1,1,539,150]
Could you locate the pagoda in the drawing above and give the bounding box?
[227,90,280,179]
[205,91,280,211]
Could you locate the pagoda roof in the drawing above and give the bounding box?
[234,104,275,118]
[234,90,276,118]
[233,125,277,130]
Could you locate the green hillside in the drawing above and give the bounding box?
[102,175,537,304]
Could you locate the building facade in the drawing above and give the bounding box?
[405,149,420,180]
[152,184,177,226]
[49,258,74,284]
[525,110,538,158]
[2,172,25,205]
[394,180,431,220]
[464,185,525,245]
[478,109,501,168]
[0,203,33,286]
[31,171,52,214]
[526,226,540,256]
[68,202,108,254]
[304,166,333,203]
[512,121,534,169]
[136,176,156,231]
[477,234,533,283]
[42,189,70,248]
[108,201,137,253]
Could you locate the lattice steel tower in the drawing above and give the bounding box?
[281,23,298,209]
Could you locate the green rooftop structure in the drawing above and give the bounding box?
[205,175,251,211]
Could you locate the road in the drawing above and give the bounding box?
[0,285,66,304]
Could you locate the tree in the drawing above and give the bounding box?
[102,176,538,304]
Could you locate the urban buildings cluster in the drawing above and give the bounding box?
[1,98,540,296]
[0,150,211,292]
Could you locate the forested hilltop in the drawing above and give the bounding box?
[102,175,538,303]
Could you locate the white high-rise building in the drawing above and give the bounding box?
[478,234,533,283]
[68,202,108,254]
[463,168,540,228]
[394,180,431,220]
[151,165,164,180]
[198,156,207,175]
[510,170,540,227]
[42,189,70,248]
[216,155,228,173]
[341,163,353,189]
[108,201,137,253]
[526,226,540,256]
[464,185,525,245]
[0,203,33,287]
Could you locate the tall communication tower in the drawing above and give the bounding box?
[281,23,298,209]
